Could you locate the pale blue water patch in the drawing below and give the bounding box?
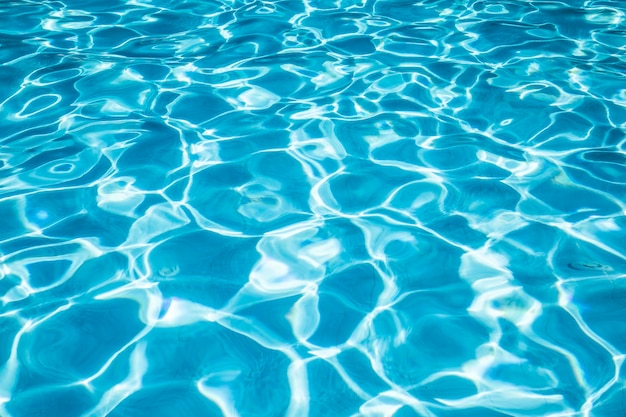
[1,0,626,416]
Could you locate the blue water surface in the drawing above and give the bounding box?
[1,0,626,416]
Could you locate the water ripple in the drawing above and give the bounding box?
[1,0,626,416]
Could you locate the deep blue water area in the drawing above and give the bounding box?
[1,0,626,416]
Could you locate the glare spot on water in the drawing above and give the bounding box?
[173,63,197,83]
[297,238,341,268]
[97,177,145,216]
[484,4,508,14]
[158,265,180,278]
[191,141,220,167]
[250,258,295,292]
[35,210,49,221]
[235,86,280,110]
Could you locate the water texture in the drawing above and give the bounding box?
[1,0,625,416]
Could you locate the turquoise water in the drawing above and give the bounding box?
[1,0,626,416]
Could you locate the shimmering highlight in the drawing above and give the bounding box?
[1,1,625,416]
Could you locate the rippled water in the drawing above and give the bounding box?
[1,0,626,416]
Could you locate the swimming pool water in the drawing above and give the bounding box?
[1,0,626,416]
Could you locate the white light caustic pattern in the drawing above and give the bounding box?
[1,0,626,416]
